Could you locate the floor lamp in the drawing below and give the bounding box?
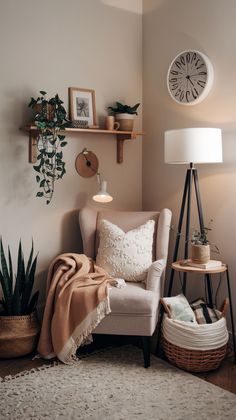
[165,127,223,298]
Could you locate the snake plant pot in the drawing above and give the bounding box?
[191,244,210,264]
[0,311,40,358]
[115,113,134,131]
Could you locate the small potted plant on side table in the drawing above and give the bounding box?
[108,102,140,131]
[190,223,219,264]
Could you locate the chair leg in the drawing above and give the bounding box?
[141,336,150,368]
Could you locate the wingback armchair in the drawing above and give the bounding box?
[79,207,172,367]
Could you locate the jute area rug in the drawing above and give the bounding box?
[1,345,236,420]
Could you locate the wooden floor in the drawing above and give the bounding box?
[0,336,236,394]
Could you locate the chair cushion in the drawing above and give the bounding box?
[108,282,158,315]
[96,219,155,282]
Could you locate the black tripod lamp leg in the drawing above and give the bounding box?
[168,169,191,297]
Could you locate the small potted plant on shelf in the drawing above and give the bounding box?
[28,91,70,204]
[0,239,40,358]
[108,101,140,131]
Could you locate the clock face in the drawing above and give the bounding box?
[167,50,214,105]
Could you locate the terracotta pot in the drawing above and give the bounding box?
[115,113,134,131]
[191,244,210,264]
[0,311,40,358]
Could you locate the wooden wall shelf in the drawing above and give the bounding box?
[23,125,143,164]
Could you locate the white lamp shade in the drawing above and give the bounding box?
[164,128,223,164]
[92,180,113,203]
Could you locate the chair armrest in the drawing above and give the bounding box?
[145,259,166,292]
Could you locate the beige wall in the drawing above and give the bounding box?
[0,0,142,307]
[143,0,236,327]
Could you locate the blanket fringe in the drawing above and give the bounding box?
[59,297,111,364]
[1,361,59,382]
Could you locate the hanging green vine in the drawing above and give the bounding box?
[28,91,70,204]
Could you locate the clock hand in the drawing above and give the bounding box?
[186,75,195,86]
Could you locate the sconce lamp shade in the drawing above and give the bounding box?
[164,128,223,164]
[93,181,113,203]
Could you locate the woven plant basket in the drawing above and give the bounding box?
[162,337,227,372]
[162,312,228,372]
[0,311,40,359]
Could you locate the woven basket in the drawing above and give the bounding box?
[162,312,228,372]
[0,311,40,359]
[162,337,227,372]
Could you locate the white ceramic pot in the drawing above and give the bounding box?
[115,113,135,131]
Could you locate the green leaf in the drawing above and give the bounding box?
[15,241,25,295]
[25,240,34,279]
[46,151,55,158]
[0,238,11,293]
[8,246,13,294]
[21,254,38,313]
[36,192,44,197]
[60,142,67,147]
[12,286,21,315]
[39,90,47,96]
[12,241,26,314]
[58,135,65,141]
[40,179,46,187]
[27,290,39,314]
[28,98,37,108]
[33,165,41,173]
[36,175,40,183]
[0,270,12,315]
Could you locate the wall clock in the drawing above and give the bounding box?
[167,50,214,105]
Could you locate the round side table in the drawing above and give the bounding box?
[171,260,236,364]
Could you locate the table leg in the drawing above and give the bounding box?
[205,274,214,308]
[226,268,236,364]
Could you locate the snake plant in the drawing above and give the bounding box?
[0,239,39,316]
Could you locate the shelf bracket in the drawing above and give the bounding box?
[116,132,137,163]
[29,128,39,164]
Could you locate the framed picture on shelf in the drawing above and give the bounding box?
[69,87,97,127]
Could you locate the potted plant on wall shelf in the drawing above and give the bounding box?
[28,91,70,204]
[108,101,140,131]
[0,239,40,358]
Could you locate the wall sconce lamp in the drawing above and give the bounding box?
[93,173,113,203]
[75,148,113,203]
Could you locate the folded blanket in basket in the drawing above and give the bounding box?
[190,297,220,324]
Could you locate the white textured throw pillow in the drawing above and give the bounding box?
[96,219,155,282]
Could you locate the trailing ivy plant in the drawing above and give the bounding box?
[28,91,70,204]
[0,238,38,316]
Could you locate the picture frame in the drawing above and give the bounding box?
[69,87,97,127]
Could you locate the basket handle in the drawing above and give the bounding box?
[220,298,229,318]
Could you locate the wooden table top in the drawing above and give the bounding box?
[172,260,227,275]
